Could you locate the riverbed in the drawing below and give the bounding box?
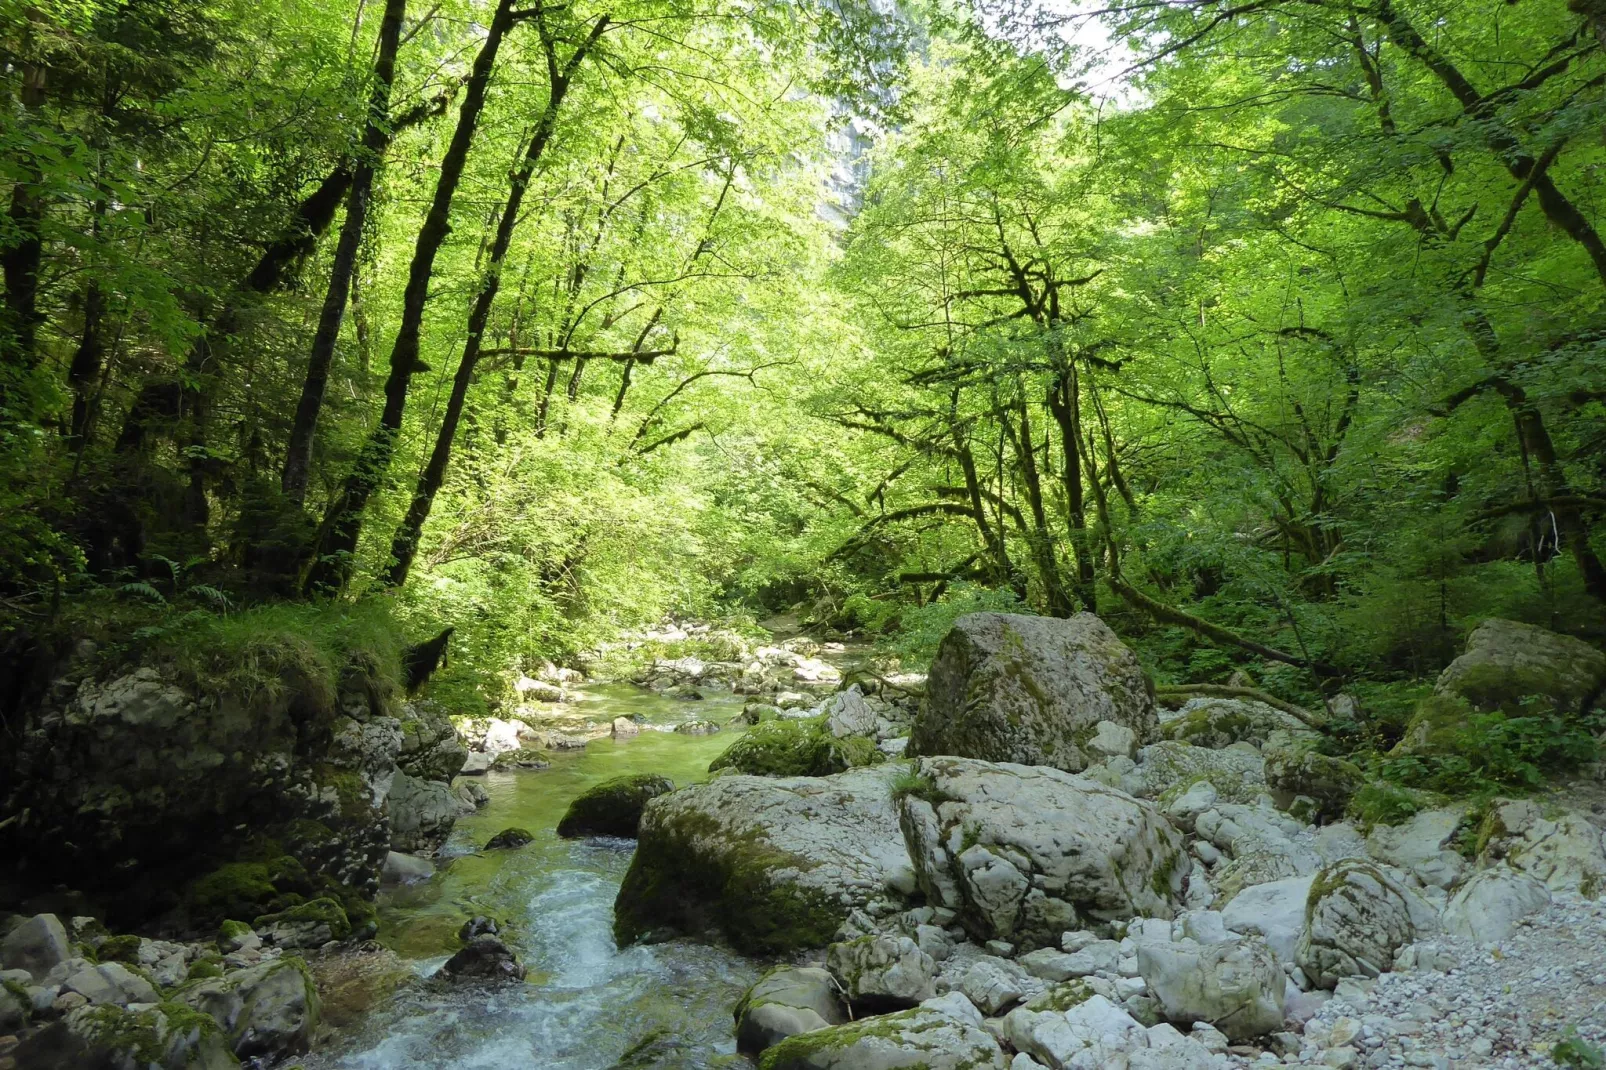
[305,683,764,1069]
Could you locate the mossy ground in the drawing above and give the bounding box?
[708,717,883,778]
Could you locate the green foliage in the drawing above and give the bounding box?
[708,718,884,777]
[888,584,1024,669]
[1553,1029,1606,1070]
[1379,699,1601,795]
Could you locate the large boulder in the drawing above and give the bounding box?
[899,757,1187,951]
[1,913,71,981]
[1260,741,1363,822]
[395,700,468,782]
[556,774,675,838]
[1296,861,1440,988]
[909,613,1156,773]
[735,966,846,1054]
[1443,866,1551,943]
[17,1002,239,1070]
[387,770,474,853]
[1002,990,1151,1069]
[252,897,351,949]
[759,994,1008,1070]
[1136,933,1285,1040]
[1476,798,1606,894]
[1364,808,1466,890]
[709,717,882,777]
[1220,875,1313,964]
[1133,741,1267,804]
[614,765,917,954]
[437,934,527,983]
[176,956,320,1060]
[1159,697,1316,750]
[826,935,936,1009]
[1435,618,1606,713]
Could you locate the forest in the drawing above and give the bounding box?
[2,0,1606,1065]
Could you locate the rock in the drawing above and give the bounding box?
[612,716,642,738]
[1434,617,1606,713]
[556,774,675,838]
[708,717,883,777]
[0,983,28,1031]
[674,719,720,735]
[437,934,526,983]
[60,961,160,1006]
[1364,808,1466,890]
[514,676,566,702]
[484,827,535,850]
[899,757,1186,950]
[827,935,936,1008]
[1295,861,1440,988]
[0,914,70,982]
[380,851,435,885]
[1159,697,1317,750]
[1261,742,1363,822]
[1004,991,1148,1069]
[395,700,468,782]
[252,897,351,949]
[1220,875,1313,964]
[459,750,492,775]
[961,959,1029,1015]
[910,612,1157,773]
[1476,798,1606,893]
[878,737,909,758]
[614,764,916,954]
[387,770,475,852]
[217,920,260,954]
[758,999,1008,1070]
[490,746,550,769]
[1441,866,1550,942]
[18,1002,238,1070]
[1136,741,1267,805]
[825,686,879,739]
[176,956,320,1060]
[456,779,489,809]
[1137,935,1286,1040]
[1089,720,1139,760]
[735,966,845,1054]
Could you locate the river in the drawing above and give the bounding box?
[305,682,766,1069]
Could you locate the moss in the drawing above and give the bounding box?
[218,919,252,944]
[708,717,883,778]
[253,896,351,942]
[190,862,279,920]
[3,978,31,1025]
[1150,844,1186,899]
[557,774,675,838]
[186,957,224,981]
[1348,782,1438,831]
[1394,693,1475,754]
[74,1001,231,1065]
[97,934,142,964]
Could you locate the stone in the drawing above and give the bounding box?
[735,966,845,1054]
[387,770,474,853]
[18,1002,238,1070]
[910,612,1157,773]
[1159,697,1317,750]
[1442,866,1551,942]
[0,915,70,983]
[901,757,1187,951]
[484,827,535,850]
[825,686,879,739]
[674,719,720,735]
[758,999,1009,1070]
[1261,743,1363,822]
[1364,809,1466,890]
[380,851,435,885]
[708,717,883,778]
[1137,935,1286,1040]
[177,956,320,1059]
[1004,992,1148,1069]
[1296,861,1440,989]
[60,962,160,1006]
[1090,720,1139,760]
[1477,798,1606,894]
[614,764,916,954]
[1137,741,1267,805]
[1220,875,1313,965]
[962,959,1029,1015]
[612,716,641,738]
[557,774,675,838]
[459,750,492,775]
[395,700,468,782]
[252,897,351,949]
[514,676,566,702]
[0,984,27,1031]
[1434,617,1606,713]
[827,935,936,1008]
[437,934,526,983]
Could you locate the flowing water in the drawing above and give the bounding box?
[306,683,765,1069]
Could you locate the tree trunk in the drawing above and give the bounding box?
[2,51,46,379]
[1006,392,1073,616]
[281,0,409,503]
[302,0,520,594]
[380,11,609,588]
[1046,367,1096,611]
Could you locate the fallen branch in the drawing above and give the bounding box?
[1153,683,1327,730]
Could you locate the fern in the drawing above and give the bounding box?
[120,582,168,605]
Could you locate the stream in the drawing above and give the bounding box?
[305,683,765,1069]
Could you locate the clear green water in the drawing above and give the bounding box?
[305,684,764,1069]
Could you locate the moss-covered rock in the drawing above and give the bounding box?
[484,827,536,850]
[1159,697,1316,749]
[708,718,882,778]
[252,897,350,948]
[16,1001,240,1069]
[613,765,916,955]
[188,860,309,922]
[1263,741,1364,822]
[1435,618,1606,714]
[96,933,142,964]
[758,1001,1007,1070]
[557,775,675,838]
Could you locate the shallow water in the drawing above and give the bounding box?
[306,683,763,1069]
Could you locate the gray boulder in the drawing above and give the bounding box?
[824,686,878,739]
[900,757,1186,951]
[759,993,1008,1070]
[735,966,845,1054]
[910,613,1156,773]
[60,961,160,1006]
[1136,934,1285,1040]
[1159,697,1316,749]
[1364,808,1466,890]
[1,913,70,982]
[387,770,474,852]
[1435,618,1606,713]
[1135,741,1267,804]
[1442,866,1550,943]
[395,701,468,782]
[1296,861,1440,988]
[826,934,936,1008]
[438,934,526,983]
[1476,798,1606,893]
[614,764,916,954]
[380,850,436,885]
[1219,875,1313,964]
[177,956,320,1060]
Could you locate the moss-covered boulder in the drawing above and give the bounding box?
[396,699,469,781]
[188,857,313,922]
[176,956,321,1061]
[16,1002,239,1069]
[1295,861,1439,988]
[909,612,1157,774]
[1262,741,1364,822]
[613,765,916,955]
[1159,697,1317,749]
[252,897,350,948]
[557,774,675,838]
[1136,740,1267,805]
[484,827,536,850]
[1435,618,1606,714]
[708,718,882,778]
[758,998,1007,1070]
[735,966,845,1054]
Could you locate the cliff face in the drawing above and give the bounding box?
[1,632,468,931]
